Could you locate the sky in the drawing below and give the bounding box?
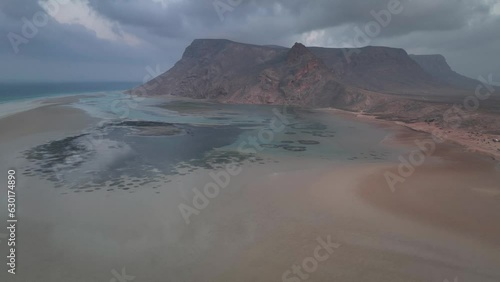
[0,0,499,83]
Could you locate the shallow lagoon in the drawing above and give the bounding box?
[22,93,402,193]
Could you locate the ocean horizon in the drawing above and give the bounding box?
[0,81,140,104]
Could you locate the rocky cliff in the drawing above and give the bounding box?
[309,46,446,95]
[131,39,480,108]
[135,39,359,107]
[410,54,482,90]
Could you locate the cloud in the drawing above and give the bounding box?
[1,0,499,82]
[39,0,141,46]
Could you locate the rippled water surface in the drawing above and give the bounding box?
[22,93,402,193]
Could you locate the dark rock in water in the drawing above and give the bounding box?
[291,122,327,131]
[24,134,89,165]
[234,123,261,128]
[115,120,186,137]
[312,131,335,137]
[298,140,320,145]
[281,141,295,144]
[115,121,172,127]
[207,117,231,120]
[285,132,297,135]
[282,145,307,152]
[23,134,94,186]
[261,144,284,149]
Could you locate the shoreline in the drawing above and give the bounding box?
[0,92,103,120]
[322,107,500,160]
[0,101,98,154]
[320,108,500,251]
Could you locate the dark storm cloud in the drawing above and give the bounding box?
[1,0,499,82]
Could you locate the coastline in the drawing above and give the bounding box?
[0,93,102,120]
[322,108,500,160]
[0,96,99,171]
[321,107,500,263]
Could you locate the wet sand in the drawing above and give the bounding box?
[0,98,499,282]
[0,103,95,145]
[358,128,500,246]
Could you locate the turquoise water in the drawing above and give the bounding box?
[74,92,399,160]
[0,81,140,103]
[20,91,405,192]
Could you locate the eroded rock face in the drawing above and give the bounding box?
[133,40,353,107]
[409,54,485,90]
[309,46,446,94]
[128,39,493,110]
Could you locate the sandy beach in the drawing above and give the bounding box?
[0,97,499,282]
[324,108,500,160]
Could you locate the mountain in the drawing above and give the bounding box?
[133,39,357,107]
[309,46,447,95]
[127,39,500,157]
[409,54,482,90]
[130,39,480,108]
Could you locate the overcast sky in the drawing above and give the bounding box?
[1,0,499,83]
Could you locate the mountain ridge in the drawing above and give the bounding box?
[130,39,489,109]
[129,39,500,156]
[409,54,486,90]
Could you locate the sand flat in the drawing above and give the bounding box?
[1,98,499,281]
[0,104,95,145]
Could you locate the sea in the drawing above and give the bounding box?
[0,81,140,103]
